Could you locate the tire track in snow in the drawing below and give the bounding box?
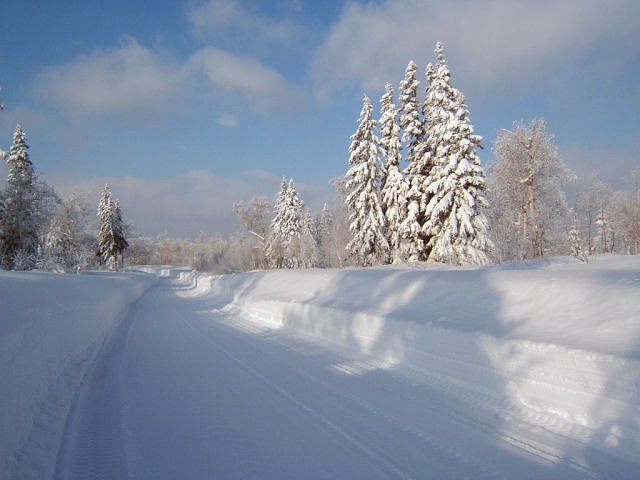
[52,302,137,480]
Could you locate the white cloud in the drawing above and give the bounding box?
[312,0,640,100]
[35,37,186,118]
[34,37,301,119]
[189,47,301,112]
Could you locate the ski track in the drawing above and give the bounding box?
[199,314,600,480]
[52,302,137,480]
[188,315,505,480]
[47,270,639,480]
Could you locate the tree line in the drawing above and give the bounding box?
[234,42,638,270]
[0,124,128,271]
[1,41,638,272]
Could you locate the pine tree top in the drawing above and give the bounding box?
[8,124,31,165]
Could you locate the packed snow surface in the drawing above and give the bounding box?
[1,256,639,479]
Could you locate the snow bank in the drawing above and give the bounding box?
[0,270,156,478]
[194,255,640,464]
[1,256,638,475]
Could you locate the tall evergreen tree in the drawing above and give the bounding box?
[281,178,304,268]
[0,124,39,269]
[419,42,491,265]
[398,61,424,165]
[266,177,288,268]
[266,178,310,268]
[345,95,388,266]
[97,185,128,270]
[379,83,407,263]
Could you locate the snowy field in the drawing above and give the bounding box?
[1,256,639,479]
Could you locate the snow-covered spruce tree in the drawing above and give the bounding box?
[398,60,424,166]
[489,119,573,260]
[568,217,587,262]
[345,94,389,266]
[282,179,302,256]
[379,82,407,263]
[97,185,128,271]
[266,177,288,268]
[408,42,491,265]
[0,124,39,269]
[266,178,311,268]
[281,178,306,268]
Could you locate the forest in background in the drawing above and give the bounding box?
[0,43,638,273]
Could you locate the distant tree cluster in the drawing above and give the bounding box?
[340,42,638,267]
[571,172,640,257]
[486,120,640,261]
[0,124,130,271]
[344,42,491,266]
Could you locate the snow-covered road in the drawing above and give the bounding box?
[50,264,639,480]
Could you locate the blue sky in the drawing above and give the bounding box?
[1,0,638,237]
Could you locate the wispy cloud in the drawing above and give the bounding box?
[187,0,299,48]
[562,148,640,189]
[215,114,239,128]
[312,0,640,100]
[189,47,301,113]
[33,37,301,120]
[35,37,186,118]
[47,168,333,237]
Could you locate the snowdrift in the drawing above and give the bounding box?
[0,270,157,478]
[184,255,640,465]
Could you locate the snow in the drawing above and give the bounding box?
[1,256,639,479]
[0,271,158,478]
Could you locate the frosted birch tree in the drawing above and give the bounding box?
[296,207,318,268]
[233,196,269,269]
[345,95,389,266]
[45,195,94,271]
[608,170,640,254]
[316,203,334,267]
[488,119,573,260]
